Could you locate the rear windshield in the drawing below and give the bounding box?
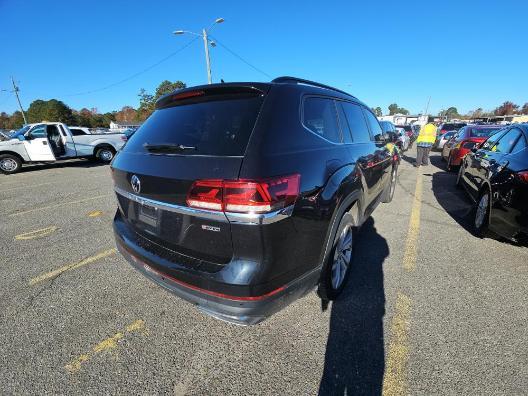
[469,127,501,138]
[123,96,264,156]
[441,124,465,131]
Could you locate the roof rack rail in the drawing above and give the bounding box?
[272,76,354,98]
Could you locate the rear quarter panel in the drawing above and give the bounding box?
[239,85,369,279]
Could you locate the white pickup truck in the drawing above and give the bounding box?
[0,122,127,174]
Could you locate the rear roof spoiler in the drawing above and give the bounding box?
[156,84,268,109]
[272,76,356,99]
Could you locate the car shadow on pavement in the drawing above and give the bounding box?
[319,217,388,396]
[14,159,108,174]
[429,155,475,235]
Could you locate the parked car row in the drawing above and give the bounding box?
[435,121,528,244]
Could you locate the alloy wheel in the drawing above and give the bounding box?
[475,193,489,229]
[99,149,114,162]
[389,167,397,199]
[0,158,18,172]
[331,225,353,290]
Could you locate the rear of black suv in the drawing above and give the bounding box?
[112,78,396,325]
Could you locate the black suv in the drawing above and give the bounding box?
[111,77,398,325]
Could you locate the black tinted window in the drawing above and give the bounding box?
[341,102,372,143]
[70,128,87,136]
[124,96,264,156]
[492,129,522,153]
[511,131,527,153]
[481,129,506,151]
[303,97,341,143]
[363,109,383,141]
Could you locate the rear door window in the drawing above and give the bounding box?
[492,128,522,153]
[511,130,527,153]
[362,108,383,141]
[302,97,341,143]
[70,128,87,136]
[340,102,372,143]
[124,95,264,156]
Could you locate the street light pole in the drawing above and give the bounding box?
[202,28,212,84]
[173,18,223,85]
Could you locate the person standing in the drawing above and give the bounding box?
[415,122,437,167]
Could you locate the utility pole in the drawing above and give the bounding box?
[11,77,28,124]
[202,28,212,84]
[423,96,431,122]
[173,18,224,85]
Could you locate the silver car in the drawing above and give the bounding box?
[434,131,456,150]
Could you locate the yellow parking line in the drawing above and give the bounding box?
[15,226,58,241]
[382,292,412,396]
[9,194,111,217]
[402,172,423,272]
[88,210,104,217]
[65,319,146,373]
[28,248,116,286]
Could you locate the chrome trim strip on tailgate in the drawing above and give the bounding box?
[114,186,229,223]
[114,186,294,225]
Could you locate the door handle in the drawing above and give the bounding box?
[42,141,48,145]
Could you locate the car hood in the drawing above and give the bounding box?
[0,139,17,146]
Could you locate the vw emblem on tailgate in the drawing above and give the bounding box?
[131,175,141,194]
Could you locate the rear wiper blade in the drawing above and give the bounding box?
[143,143,197,153]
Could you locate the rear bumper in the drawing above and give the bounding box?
[113,213,320,325]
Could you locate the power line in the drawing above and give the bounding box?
[209,35,272,79]
[64,37,199,97]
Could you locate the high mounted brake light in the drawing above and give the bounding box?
[172,90,205,101]
[187,175,301,214]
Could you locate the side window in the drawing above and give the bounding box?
[481,129,506,151]
[362,109,383,141]
[59,125,67,137]
[302,97,341,143]
[510,130,526,153]
[341,102,372,143]
[28,125,47,139]
[70,128,87,136]
[492,129,522,153]
[336,102,352,143]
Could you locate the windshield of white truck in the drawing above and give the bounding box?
[11,125,31,138]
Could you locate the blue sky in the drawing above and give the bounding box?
[1,0,527,116]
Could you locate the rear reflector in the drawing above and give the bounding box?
[187,174,300,214]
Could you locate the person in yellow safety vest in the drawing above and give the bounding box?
[415,122,437,167]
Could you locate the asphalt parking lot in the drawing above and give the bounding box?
[1,149,526,395]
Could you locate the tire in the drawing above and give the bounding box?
[447,154,454,171]
[473,189,492,238]
[318,211,355,301]
[0,154,22,174]
[96,147,115,163]
[456,164,464,188]
[382,166,397,203]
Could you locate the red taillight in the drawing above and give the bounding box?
[517,171,528,183]
[186,174,301,213]
[186,179,223,211]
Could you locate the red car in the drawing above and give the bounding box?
[442,124,503,171]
